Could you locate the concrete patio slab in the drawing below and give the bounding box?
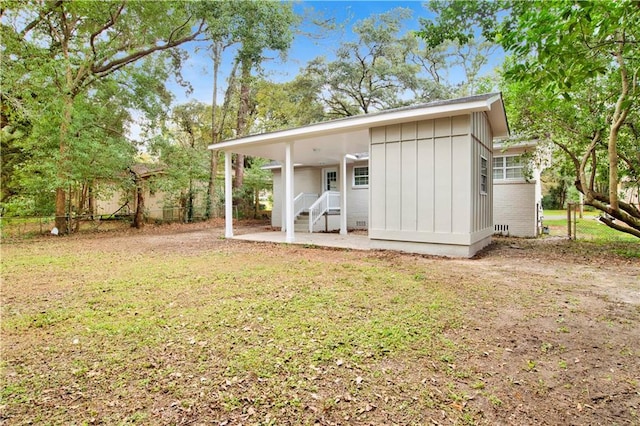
[232,230,485,258]
[233,231,373,251]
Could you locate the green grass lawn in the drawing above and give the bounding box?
[543,209,600,218]
[1,239,474,424]
[544,215,639,244]
[2,229,639,424]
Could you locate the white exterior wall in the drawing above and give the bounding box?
[492,144,542,238]
[271,164,368,230]
[345,161,369,229]
[271,167,321,227]
[494,182,538,237]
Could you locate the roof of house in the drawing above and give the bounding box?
[130,163,164,178]
[210,93,509,166]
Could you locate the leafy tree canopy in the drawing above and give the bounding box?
[0,0,214,228]
[420,0,640,238]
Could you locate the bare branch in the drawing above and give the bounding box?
[91,19,206,77]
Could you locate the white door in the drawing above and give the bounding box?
[323,168,338,191]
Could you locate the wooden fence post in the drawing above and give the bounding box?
[567,203,573,239]
[573,203,577,240]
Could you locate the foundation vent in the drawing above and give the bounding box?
[494,224,509,235]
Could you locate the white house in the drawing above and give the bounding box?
[492,141,544,238]
[211,93,510,257]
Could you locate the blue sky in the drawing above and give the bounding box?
[131,1,504,142]
[168,1,440,105]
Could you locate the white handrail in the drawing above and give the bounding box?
[308,191,340,232]
[294,192,318,218]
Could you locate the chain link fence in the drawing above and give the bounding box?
[563,203,637,242]
[0,206,231,239]
[0,216,57,239]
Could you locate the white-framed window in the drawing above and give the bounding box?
[353,166,369,187]
[480,156,488,194]
[493,155,524,180]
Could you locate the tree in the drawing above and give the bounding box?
[230,1,297,189]
[1,1,211,233]
[242,157,273,219]
[420,0,640,238]
[191,1,297,200]
[305,8,421,117]
[253,75,325,132]
[148,101,211,223]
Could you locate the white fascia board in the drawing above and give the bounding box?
[209,95,503,152]
[494,139,539,150]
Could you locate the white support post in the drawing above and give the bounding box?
[340,154,348,235]
[281,162,286,232]
[285,143,295,243]
[224,151,233,238]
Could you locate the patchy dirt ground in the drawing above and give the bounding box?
[1,220,639,425]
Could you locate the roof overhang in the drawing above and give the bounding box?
[210,93,509,166]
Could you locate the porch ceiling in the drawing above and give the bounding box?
[220,128,370,166]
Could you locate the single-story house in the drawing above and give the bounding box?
[212,93,510,257]
[493,140,544,237]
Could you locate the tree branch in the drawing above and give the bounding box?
[19,0,63,38]
[607,33,631,210]
[597,215,640,238]
[90,2,125,59]
[91,19,206,77]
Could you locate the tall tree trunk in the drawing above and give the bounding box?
[75,182,89,232]
[207,150,218,217]
[234,59,252,189]
[209,59,240,211]
[55,12,74,234]
[55,92,73,234]
[88,183,95,219]
[188,178,194,222]
[207,43,222,219]
[254,187,260,219]
[608,45,630,212]
[234,153,245,190]
[132,173,145,229]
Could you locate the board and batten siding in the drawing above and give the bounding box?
[369,115,477,245]
[470,111,493,236]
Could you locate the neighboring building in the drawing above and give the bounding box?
[95,164,178,221]
[492,141,544,237]
[212,93,509,258]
